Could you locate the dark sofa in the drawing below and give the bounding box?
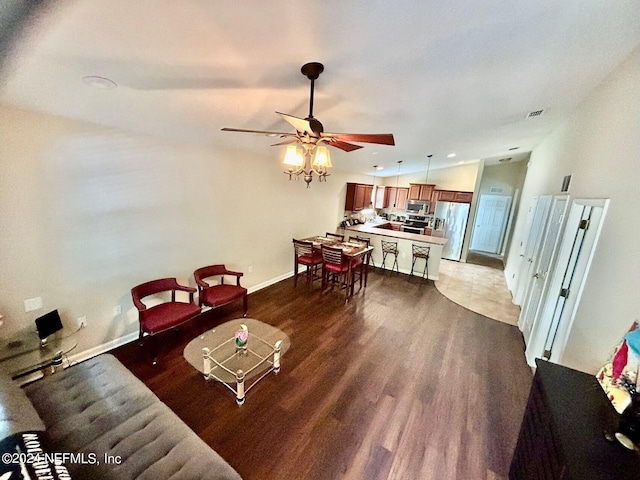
[0,354,241,479]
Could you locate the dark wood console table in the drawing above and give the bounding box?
[509,359,640,479]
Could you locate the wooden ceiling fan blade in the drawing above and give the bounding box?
[276,112,314,136]
[322,133,395,146]
[326,139,364,152]
[221,127,295,136]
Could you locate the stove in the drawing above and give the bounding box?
[401,225,425,234]
[404,214,432,227]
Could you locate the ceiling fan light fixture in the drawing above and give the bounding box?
[283,144,331,187]
[224,62,394,188]
[312,146,332,168]
[283,145,304,167]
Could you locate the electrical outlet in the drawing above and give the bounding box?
[113,305,122,316]
[24,297,42,312]
[248,266,254,273]
[77,316,87,328]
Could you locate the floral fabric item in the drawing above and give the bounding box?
[597,321,640,413]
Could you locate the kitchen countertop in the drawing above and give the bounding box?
[345,222,448,245]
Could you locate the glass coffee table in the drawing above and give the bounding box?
[0,328,79,380]
[183,318,290,405]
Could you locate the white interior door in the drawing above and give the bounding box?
[509,197,537,296]
[520,195,569,348]
[524,198,609,366]
[470,194,512,254]
[514,195,552,307]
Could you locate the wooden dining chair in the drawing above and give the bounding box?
[348,236,371,287]
[292,238,323,287]
[355,235,375,268]
[321,244,353,301]
[325,232,345,242]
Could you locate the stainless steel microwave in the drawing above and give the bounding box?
[406,200,429,214]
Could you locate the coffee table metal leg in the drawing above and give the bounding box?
[274,340,283,374]
[202,347,211,379]
[236,369,245,405]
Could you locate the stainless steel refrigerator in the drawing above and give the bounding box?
[434,201,471,261]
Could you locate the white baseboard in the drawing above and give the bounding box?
[66,331,139,367]
[247,271,293,294]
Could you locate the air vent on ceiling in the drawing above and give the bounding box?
[526,109,544,118]
[498,157,512,163]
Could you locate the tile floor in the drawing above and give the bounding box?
[435,258,521,326]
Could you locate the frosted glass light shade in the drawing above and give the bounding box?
[283,145,303,166]
[312,146,332,168]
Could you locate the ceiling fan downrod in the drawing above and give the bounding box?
[301,62,324,120]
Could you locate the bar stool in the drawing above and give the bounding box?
[381,240,399,273]
[411,244,430,279]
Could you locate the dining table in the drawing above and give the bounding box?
[300,236,374,297]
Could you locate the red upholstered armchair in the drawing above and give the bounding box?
[194,265,248,317]
[131,277,201,363]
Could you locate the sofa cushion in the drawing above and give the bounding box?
[0,369,45,440]
[24,354,241,480]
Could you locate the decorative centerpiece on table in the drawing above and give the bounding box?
[235,324,248,355]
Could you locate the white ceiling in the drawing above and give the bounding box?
[1,0,639,176]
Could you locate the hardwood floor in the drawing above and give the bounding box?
[112,269,532,480]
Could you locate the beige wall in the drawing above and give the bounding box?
[0,105,368,355]
[505,46,640,373]
[479,161,528,197]
[381,163,479,191]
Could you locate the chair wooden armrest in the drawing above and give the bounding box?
[131,277,202,364]
[193,265,248,316]
[222,269,243,286]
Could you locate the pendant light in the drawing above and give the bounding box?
[395,160,402,209]
[425,154,433,185]
[368,165,378,209]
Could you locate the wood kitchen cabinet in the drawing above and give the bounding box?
[454,191,473,203]
[383,187,409,209]
[434,189,456,202]
[396,187,409,210]
[345,183,374,211]
[430,189,473,213]
[409,183,435,201]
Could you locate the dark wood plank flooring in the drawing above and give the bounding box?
[112,269,532,480]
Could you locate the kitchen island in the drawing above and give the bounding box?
[343,222,448,280]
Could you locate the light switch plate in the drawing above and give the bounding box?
[24,297,42,312]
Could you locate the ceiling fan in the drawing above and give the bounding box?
[221,62,395,153]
